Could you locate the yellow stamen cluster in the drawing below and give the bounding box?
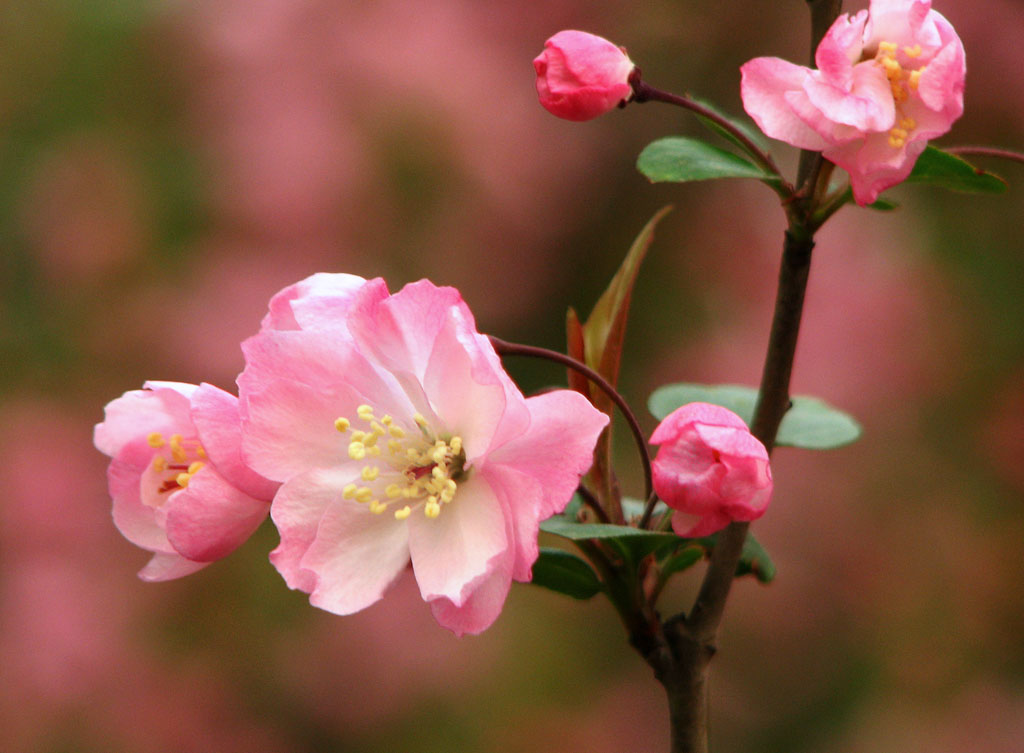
[147,432,207,493]
[335,404,465,521]
[875,40,927,148]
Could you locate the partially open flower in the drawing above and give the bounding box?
[534,30,635,122]
[741,0,965,204]
[95,382,278,580]
[240,277,607,635]
[651,403,772,537]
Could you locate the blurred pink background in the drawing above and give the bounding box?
[2,1,1022,751]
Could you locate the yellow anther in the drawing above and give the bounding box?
[387,439,402,454]
[878,41,898,55]
[187,461,205,475]
[908,69,922,89]
[357,404,374,420]
[196,445,206,458]
[147,432,165,448]
[175,472,191,487]
[361,466,380,481]
[369,500,387,515]
[403,486,418,498]
[432,447,447,464]
[440,486,455,504]
[445,479,457,493]
[362,433,379,449]
[888,135,906,148]
[449,436,462,455]
[900,117,917,130]
[424,499,441,518]
[334,417,350,432]
[882,57,901,78]
[355,487,374,503]
[413,413,428,428]
[431,465,446,480]
[367,445,381,457]
[903,44,922,58]
[389,426,406,439]
[371,421,386,435]
[343,483,358,499]
[348,442,367,460]
[385,483,402,498]
[394,506,412,520]
[381,415,393,426]
[407,448,421,460]
[350,430,366,442]
[890,127,908,139]
[891,84,908,103]
[170,434,187,463]
[152,456,167,472]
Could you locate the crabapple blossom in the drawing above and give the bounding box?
[651,403,772,538]
[94,382,278,581]
[741,0,965,205]
[534,30,635,121]
[238,277,608,635]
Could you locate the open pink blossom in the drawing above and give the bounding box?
[95,382,278,581]
[651,403,772,538]
[534,30,635,122]
[741,0,965,205]
[239,278,608,635]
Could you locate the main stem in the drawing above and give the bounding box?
[637,3,842,751]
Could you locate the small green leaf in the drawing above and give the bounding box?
[905,146,1008,194]
[638,137,773,184]
[648,383,862,450]
[530,547,602,600]
[689,94,769,156]
[697,531,777,583]
[659,545,704,580]
[540,516,679,545]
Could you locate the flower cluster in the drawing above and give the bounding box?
[740,0,965,204]
[97,275,607,634]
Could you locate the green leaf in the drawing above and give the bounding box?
[696,531,777,583]
[530,547,602,600]
[906,146,1008,194]
[540,516,679,545]
[648,383,861,450]
[638,137,774,184]
[659,545,704,580]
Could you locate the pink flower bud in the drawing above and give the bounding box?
[651,403,773,537]
[534,30,635,122]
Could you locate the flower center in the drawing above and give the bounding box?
[333,404,466,521]
[143,432,206,505]
[873,40,926,149]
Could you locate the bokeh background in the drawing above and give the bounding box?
[2,1,1022,751]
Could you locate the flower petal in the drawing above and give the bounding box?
[94,384,194,458]
[164,467,270,562]
[262,272,367,332]
[429,551,514,636]
[740,57,830,151]
[109,451,174,553]
[138,551,209,582]
[407,474,507,605]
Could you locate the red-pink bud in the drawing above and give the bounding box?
[533,30,635,122]
[650,403,773,537]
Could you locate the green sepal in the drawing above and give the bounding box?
[648,382,861,450]
[530,547,603,600]
[637,137,775,184]
[905,146,1008,194]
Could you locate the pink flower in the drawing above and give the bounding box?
[239,277,608,635]
[741,0,965,205]
[534,30,635,122]
[95,382,278,581]
[650,403,772,537]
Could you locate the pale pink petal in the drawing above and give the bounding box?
[347,278,463,380]
[94,385,193,457]
[190,382,278,501]
[138,551,209,582]
[486,390,607,520]
[407,474,508,605]
[269,468,357,593]
[814,10,869,87]
[164,467,270,562]
[916,37,965,117]
[109,452,174,553]
[479,464,543,582]
[671,509,733,538]
[261,272,367,331]
[429,549,514,636]
[740,57,830,151]
[804,61,894,132]
[650,402,750,444]
[299,483,411,615]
